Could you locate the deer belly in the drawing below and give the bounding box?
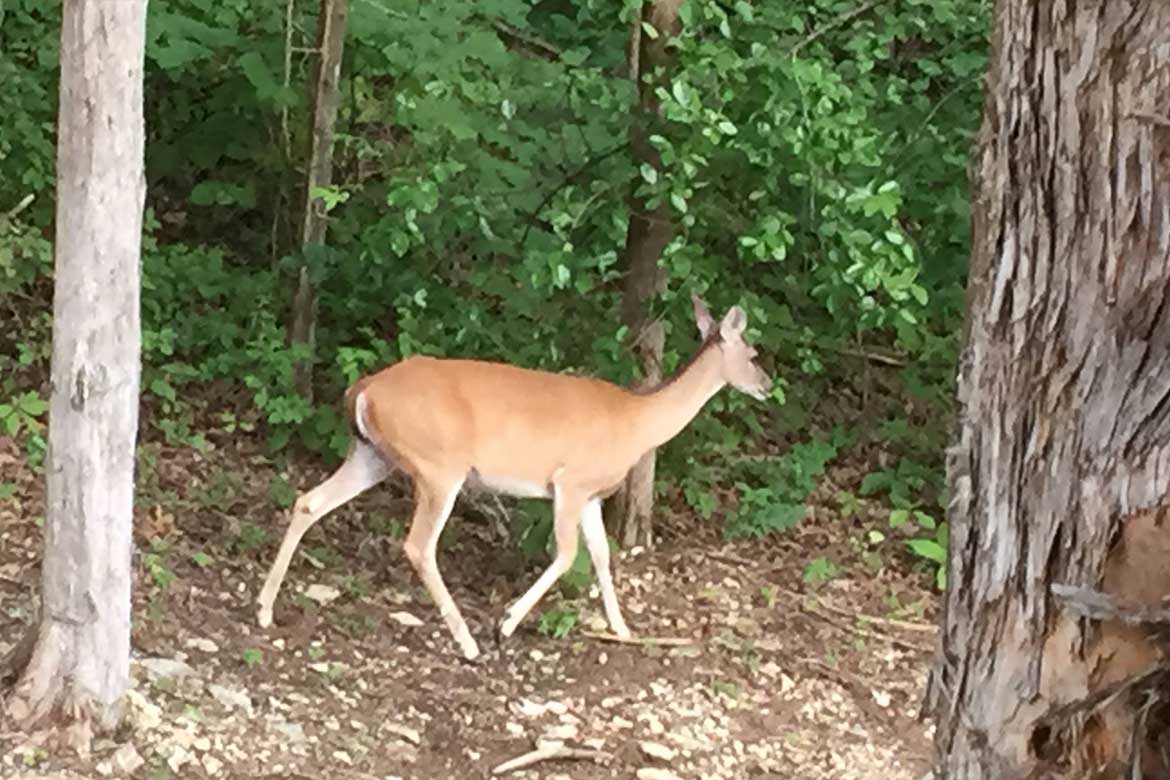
[470,471,553,499]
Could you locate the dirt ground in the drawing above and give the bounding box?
[1,437,939,780]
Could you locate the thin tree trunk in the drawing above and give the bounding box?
[4,0,147,748]
[606,0,683,550]
[929,3,1170,778]
[290,0,348,400]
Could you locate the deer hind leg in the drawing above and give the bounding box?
[257,438,391,628]
[579,498,630,638]
[401,473,478,660]
[499,485,585,639]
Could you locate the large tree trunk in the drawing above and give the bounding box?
[930,3,1170,778]
[606,0,682,549]
[4,0,147,747]
[290,0,348,400]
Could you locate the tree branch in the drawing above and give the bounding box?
[491,741,613,775]
[491,19,561,61]
[1052,583,1170,629]
[791,0,888,57]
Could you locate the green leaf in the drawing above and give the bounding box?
[639,163,658,185]
[907,538,947,564]
[238,52,278,97]
[670,192,688,213]
[17,394,47,416]
[717,120,738,136]
[560,47,589,67]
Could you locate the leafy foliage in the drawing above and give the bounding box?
[0,0,989,586]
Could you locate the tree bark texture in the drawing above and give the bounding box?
[930,3,1170,778]
[5,0,147,742]
[290,0,348,400]
[606,0,683,550]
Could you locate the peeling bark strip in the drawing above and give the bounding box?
[5,0,147,739]
[931,2,1170,778]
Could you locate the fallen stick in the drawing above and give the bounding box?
[491,742,613,775]
[582,631,697,647]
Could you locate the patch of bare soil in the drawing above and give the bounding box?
[1,439,938,779]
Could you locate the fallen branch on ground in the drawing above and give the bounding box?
[582,630,698,647]
[491,740,613,775]
[799,601,933,654]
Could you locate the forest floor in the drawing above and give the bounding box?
[0,433,940,780]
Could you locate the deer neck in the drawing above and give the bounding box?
[631,343,725,451]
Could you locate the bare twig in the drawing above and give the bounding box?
[792,0,888,56]
[805,591,938,634]
[1040,661,1170,727]
[582,630,697,647]
[2,194,35,224]
[491,19,560,61]
[491,741,613,775]
[803,606,932,653]
[702,554,938,634]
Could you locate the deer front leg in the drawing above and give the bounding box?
[579,498,630,638]
[402,476,480,660]
[499,485,585,638]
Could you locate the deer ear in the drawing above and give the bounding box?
[719,305,747,340]
[692,294,715,339]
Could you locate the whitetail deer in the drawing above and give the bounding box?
[257,295,771,660]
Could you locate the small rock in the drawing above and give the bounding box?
[166,745,193,773]
[872,689,892,708]
[185,637,219,653]
[270,720,307,743]
[514,699,546,718]
[384,723,422,745]
[137,657,196,682]
[202,754,223,775]
[636,769,684,780]
[304,584,341,605]
[640,741,677,761]
[505,722,525,737]
[96,760,113,776]
[332,749,353,766]
[389,611,424,627]
[545,700,568,715]
[543,723,578,741]
[124,689,162,730]
[208,684,253,716]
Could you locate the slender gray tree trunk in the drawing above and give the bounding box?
[290,0,348,400]
[4,0,147,745]
[606,0,683,549]
[930,3,1170,778]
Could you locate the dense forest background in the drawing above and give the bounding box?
[0,0,988,585]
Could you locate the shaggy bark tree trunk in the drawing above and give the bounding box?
[606,0,682,550]
[290,0,348,400]
[929,3,1170,778]
[4,0,147,748]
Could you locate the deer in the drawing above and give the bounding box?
[256,295,772,660]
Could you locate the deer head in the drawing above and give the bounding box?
[692,295,772,401]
